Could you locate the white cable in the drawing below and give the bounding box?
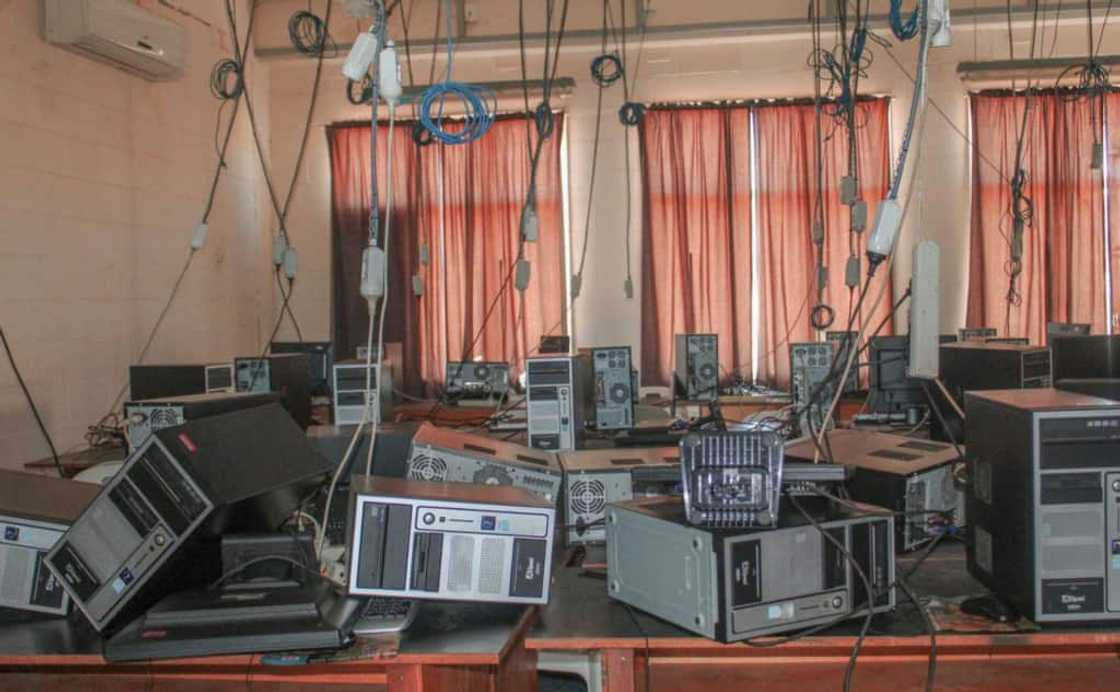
[814,80,931,462]
[366,107,397,477]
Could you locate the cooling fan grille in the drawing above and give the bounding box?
[570,479,607,515]
[408,454,448,482]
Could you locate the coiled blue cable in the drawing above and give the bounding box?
[418,82,497,145]
[890,0,921,41]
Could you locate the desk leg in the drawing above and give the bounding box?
[602,649,647,692]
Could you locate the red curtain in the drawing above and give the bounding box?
[328,115,567,394]
[754,99,894,387]
[638,106,753,387]
[967,91,1108,342]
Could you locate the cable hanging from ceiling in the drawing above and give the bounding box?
[1056,0,1115,171]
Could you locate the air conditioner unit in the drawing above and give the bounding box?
[43,0,187,81]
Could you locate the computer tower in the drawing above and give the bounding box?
[1056,378,1120,401]
[959,327,997,341]
[346,476,555,605]
[0,471,100,615]
[124,391,281,451]
[129,364,234,401]
[790,342,836,436]
[965,389,1120,623]
[674,334,719,401]
[333,360,394,425]
[1050,334,1120,381]
[933,342,1052,442]
[606,497,895,642]
[234,353,312,428]
[405,422,564,503]
[270,341,334,395]
[590,346,635,430]
[786,429,963,552]
[557,446,679,545]
[444,361,511,402]
[826,331,859,393]
[525,355,593,451]
[44,403,333,633]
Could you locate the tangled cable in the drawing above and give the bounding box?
[590,52,624,87]
[288,10,331,55]
[889,0,922,41]
[209,58,243,100]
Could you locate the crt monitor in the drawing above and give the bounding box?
[270,341,333,395]
[868,334,957,413]
[1050,334,1120,381]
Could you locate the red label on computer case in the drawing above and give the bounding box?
[178,433,198,453]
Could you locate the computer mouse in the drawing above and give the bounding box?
[960,594,1018,623]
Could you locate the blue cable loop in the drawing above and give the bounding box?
[418,82,497,145]
[534,103,555,139]
[890,0,921,41]
[618,102,645,126]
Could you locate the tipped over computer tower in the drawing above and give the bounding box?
[346,476,555,605]
[444,361,511,403]
[680,431,785,528]
[44,404,332,633]
[405,422,564,503]
[558,446,680,545]
[0,471,101,615]
[606,496,895,642]
[124,391,281,451]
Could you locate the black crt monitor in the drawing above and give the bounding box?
[1046,321,1090,344]
[1050,334,1120,381]
[867,334,956,413]
[271,341,334,395]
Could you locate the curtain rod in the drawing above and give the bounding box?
[327,109,560,131]
[971,85,1120,97]
[644,94,890,111]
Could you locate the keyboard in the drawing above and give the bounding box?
[352,597,419,635]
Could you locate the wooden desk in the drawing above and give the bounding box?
[527,543,1120,691]
[25,445,126,477]
[0,603,539,691]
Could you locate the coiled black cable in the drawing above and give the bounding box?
[618,101,644,126]
[209,58,243,100]
[411,121,434,146]
[590,52,623,87]
[288,10,328,55]
[346,75,373,105]
[533,103,555,139]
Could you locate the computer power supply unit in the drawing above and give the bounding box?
[590,346,635,430]
[333,360,394,426]
[786,429,964,551]
[680,431,785,528]
[966,388,1120,623]
[0,471,100,615]
[234,353,313,429]
[346,476,555,605]
[606,497,895,642]
[445,361,511,402]
[405,422,564,503]
[557,446,680,545]
[525,355,593,451]
[789,341,837,436]
[124,391,281,451]
[45,404,332,633]
[674,334,719,401]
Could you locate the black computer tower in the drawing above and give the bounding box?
[234,353,312,428]
[673,334,719,401]
[45,404,332,634]
[270,341,334,395]
[1050,334,1120,381]
[965,389,1120,623]
[931,342,1052,442]
[129,364,233,401]
[867,335,957,414]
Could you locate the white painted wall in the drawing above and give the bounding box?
[0,0,277,469]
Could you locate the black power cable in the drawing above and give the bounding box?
[0,325,64,478]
